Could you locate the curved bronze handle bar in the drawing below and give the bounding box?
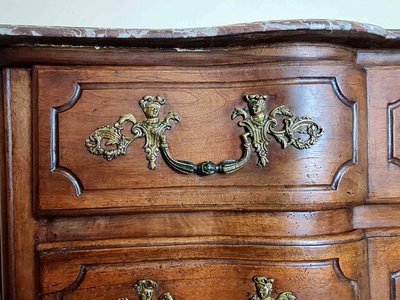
[159,134,251,176]
[85,95,323,175]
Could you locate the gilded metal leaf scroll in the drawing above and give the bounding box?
[85,94,323,175]
[133,280,175,300]
[85,95,180,169]
[232,94,324,167]
[251,276,296,300]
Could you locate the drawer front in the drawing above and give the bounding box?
[34,62,367,215]
[38,233,368,300]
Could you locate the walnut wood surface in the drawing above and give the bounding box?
[1,21,400,300]
[366,67,400,202]
[38,209,354,242]
[3,69,38,299]
[38,233,368,299]
[34,53,367,214]
[367,229,400,300]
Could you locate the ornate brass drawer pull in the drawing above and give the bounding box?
[132,276,296,300]
[86,94,323,175]
[134,280,174,300]
[251,276,296,300]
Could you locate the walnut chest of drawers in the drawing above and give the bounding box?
[1,20,400,300]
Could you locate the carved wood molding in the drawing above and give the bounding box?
[388,99,400,167]
[390,270,400,300]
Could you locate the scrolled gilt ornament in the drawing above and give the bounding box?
[232,94,324,167]
[85,95,180,169]
[86,94,323,175]
[133,280,174,300]
[251,276,296,300]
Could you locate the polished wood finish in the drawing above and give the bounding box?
[367,67,400,202]
[1,21,400,299]
[3,68,38,299]
[38,233,368,299]
[34,61,366,215]
[38,209,354,242]
[367,229,400,300]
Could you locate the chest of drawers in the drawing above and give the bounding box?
[1,20,400,300]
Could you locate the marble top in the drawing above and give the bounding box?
[0,19,399,48]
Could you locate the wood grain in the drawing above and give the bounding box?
[353,205,400,228]
[0,44,356,67]
[38,209,353,242]
[3,68,37,299]
[34,58,367,215]
[38,232,368,300]
[367,67,400,202]
[367,229,400,300]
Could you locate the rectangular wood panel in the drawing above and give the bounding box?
[367,67,400,202]
[34,63,367,215]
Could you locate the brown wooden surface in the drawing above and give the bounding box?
[38,232,368,300]
[367,67,400,202]
[354,205,400,229]
[38,209,353,242]
[0,44,356,67]
[3,68,38,299]
[367,229,400,300]
[35,56,367,215]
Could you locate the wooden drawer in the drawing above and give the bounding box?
[34,61,367,216]
[38,231,368,299]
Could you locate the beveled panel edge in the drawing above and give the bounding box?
[332,258,359,299]
[43,258,357,298]
[49,83,83,195]
[391,270,400,300]
[388,99,400,167]
[1,20,400,49]
[48,77,357,197]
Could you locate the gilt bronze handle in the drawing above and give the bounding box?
[86,94,323,175]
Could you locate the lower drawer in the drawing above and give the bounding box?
[38,232,368,300]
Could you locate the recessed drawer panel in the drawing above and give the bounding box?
[38,233,367,300]
[34,62,367,215]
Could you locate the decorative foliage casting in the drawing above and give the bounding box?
[251,276,296,300]
[86,94,323,175]
[133,280,174,300]
[85,95,180,169]
[232,94,324,167]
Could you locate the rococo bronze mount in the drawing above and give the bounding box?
[85,94,324,175]
[129,276,296,300]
